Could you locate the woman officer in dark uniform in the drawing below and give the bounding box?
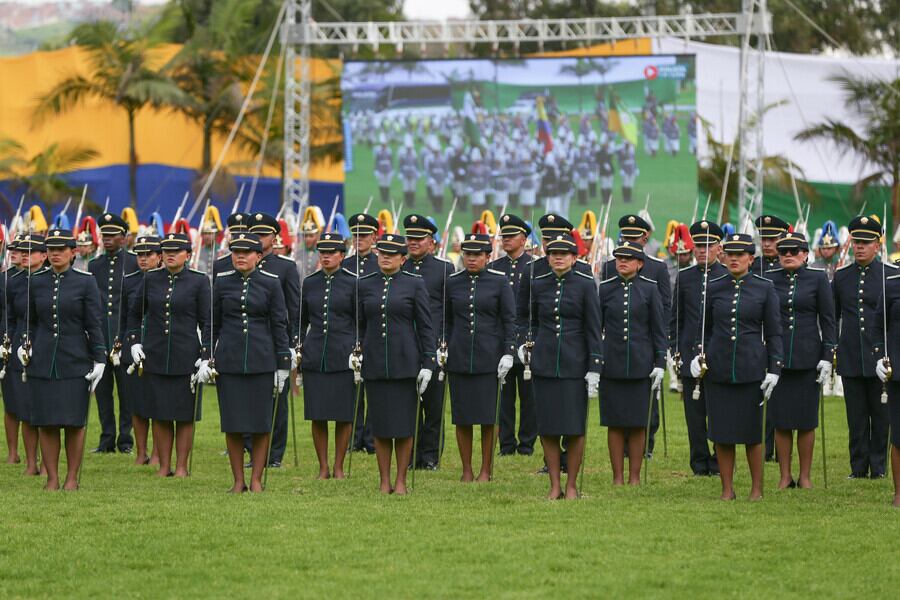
[127,233,209,479]
[4,235,46,475]
[300,232,357,480]
[519,233,602,500]
[208,233,290,493]
[445,233,516,483]
[2,235,23,465]
[21,229,106,491]
[357,234,436,495]
[767,232,836,489]
[119,235,161,466]
[597,240,667,485]
[690,233,783,501]
[874,263,900,507]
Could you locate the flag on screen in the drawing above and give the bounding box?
[536,96,553,155]
[462,91,482,148]
[608,95,638,146]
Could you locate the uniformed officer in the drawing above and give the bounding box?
[119,236,161,466]
[833,215,895,479]
[373,134,394,204]
[344,213,380,454]
[519,233,601,499]
[206,233,290,493]
[689,233,783,501]
[811,220,842,281]
[766,232,836,489]
[873,265,900,506]
[248,212,301,469]
[752,214,789,275]
[296,220,320,282]
[212,212,251,277]
[597,240,667,485]
[1,235,23,466]
[670,221,727,476]
[357,234,437,495]
[3,234,45,475]
[126,233,210,478]
[22,229,106,491]
[88,212,138,454]
[445,233,516,482]
[300,232,358,480]
[488,214,537,457]
[402,214,454,470]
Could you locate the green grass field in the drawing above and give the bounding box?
[2,383,898,598]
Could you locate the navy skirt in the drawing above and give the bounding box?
[303,370,356,423]
[449,372,498,426]
[533,376,587,436]
[366,378,417,438]
[30,377,89,428]
[705,380,763,445]
[888,381,900,448]
[2,370,30,422]
[769,369,818,430]
[145,373,200,422]
[124,370,153,419]
[599,377,652,429]
[217,372,274,434]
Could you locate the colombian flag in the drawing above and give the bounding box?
[608,94,639,146]
[536,96,553,155]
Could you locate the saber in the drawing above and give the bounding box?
[435,252,450,469]
[522,235,536,381]
[701,193,712,220]
[659,385,668,458]
[21,236,33,383]
[882,201,891,404]
[348,226,363,477]
[578,387,589,496]
[411,392,423,492]
[189,197,212,270]
[292,204,305,388]
[9,195,24,240]
[437,198,458,260]
[489,379,503,480]
[126,264,148,377]
[170,192,190,233]
[78,381,93,487]
[689,195,700,226]
[1,228,10,381]
[363,196,373,216]
[103,196,110,213]
[820,361,830,488]
[325,195,340,233]
[643,385,653,483]
[263,384,280,489]
[692,231,712,401]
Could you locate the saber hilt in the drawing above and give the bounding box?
[691,353,707,400]
[437,340,448,382]
[20,338,31,383]
[522,341,534,381]
[882,357,892,404]
[351,343,362,384]
[0,334,9,379]
[673,351,682,377]
[110,339,122,363]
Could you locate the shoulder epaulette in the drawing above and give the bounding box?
[576,258,590,266]
[189,268,206,275]
[527,257,542,266]
[638,275,656,284]
[218,252,232,260]
[449,270,465,278]
[148,266,165,273]
[88,255,102,262]
[767,267,784,273]
[885,262,899,270]
[710,274,728,283]
[487,268,506,276]
[535,272,553,280]
[752,274,773,283]
[9,269,24,279]
[575,271,594,280]
[341,268,358,277]
[216,270,235,277]
[678,264,697,273]
[258,270,279,279]
[127,250,137,256]
[887,273,900,280]
[806,266,824,272]
[644,254,663,263]
[599,276,618,285]
[359,272,377,280]
[434,255,452,264]
[72,268,90,276]
[124,270,142,279]
[275,254,294,262]
[836,262,854,272]
[402,271,422,278]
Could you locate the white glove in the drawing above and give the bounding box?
[436,346,448,368]
[276,369,290,393]
[0,344,9,361]
[17,345,30,367]
[131,343,145,365]
[497,354,514,382]
[85,362,105,392]
[816,360,833,385]
[349,353,362,372]
[416,368,433,396]
[876,358,890,383]
[195,360,213,384]
[689,355,702,378]
[110,348,121,367]
[517,343,528,364]
[760,373,780,401]
[290,348,299,370]
[585,371,600,397]
[650,367,665,392]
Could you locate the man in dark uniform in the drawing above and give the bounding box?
[670,220,727,475]
[402,214,455,470]
[488,214,537,456]
[88,212,139,454]
[752,214,789,275]
[212,213,251,277]
[248,212,301,468]
[600,213,671,456]
[834,215,895,479]
[343,213,380,453]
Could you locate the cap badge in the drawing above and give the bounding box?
[733,235,740,241]
[556,235,563,241]
[235,215,243,222]
[387,235,393,241]
[139,237,145,243]
[861,217,869,225]
[24,234,31,240]
[628,216,636,224]
[255,214,262,221]
[503,215,509,222]
[104,214,112,222]
[325,234,331,240]
[239,234,245,240]
[469,234,475,240]
[169,234,175,240]
[764,217,771,224]
[547,215,555,223]
[701,221,708,229]
[357,215,364,222]
[411,216,418,223]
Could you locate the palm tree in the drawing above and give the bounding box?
[32,21,188,208]
[795,72,900,223]
[3,140,98,206]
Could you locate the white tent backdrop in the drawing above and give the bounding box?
[656,37,899,185]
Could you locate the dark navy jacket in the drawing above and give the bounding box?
[119,270,146,367]
[872,273,900,381]
[601,254,671,320]
[27,267,106,379]
[515,256,594,333]
[213,253,233,277]
[88,249,139,351]
[126,267,210,376]
[701,272,783,384]
[488,251,533,304]
[342,251,379,277]
[768,266,836,370]
[4,268,27,375]
[300,267,358,373]
[401,253,455,342]
[751,255,780,275]
[669,262,728,366]
[258,253,302,346]
[598,274,667,378]
[358,270,437,380]
[524,268,602,379]
[445,268,516,375]
[833,259,898,378]
[213,268,291,374]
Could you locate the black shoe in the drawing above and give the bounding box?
[267,461,282,468]
[847,473,866,479]
[535,465,549,474]
[516,447,534,456]
[765,455,777,463]
[364,446,375,455]
[118,446,133,454]
[244,461,253,468]
[870,472,886,479]
[692,470,709,477]
[644,452,653,460]
[499,448,516,457]
[90,447,114,454]
[423,461,438,471]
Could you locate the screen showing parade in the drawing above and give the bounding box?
[341,55,698,240]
